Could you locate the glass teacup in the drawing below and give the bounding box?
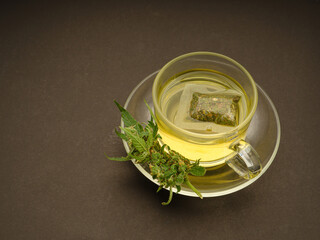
[152,52,261,180]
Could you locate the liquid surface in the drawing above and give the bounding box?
[160,70,248,134]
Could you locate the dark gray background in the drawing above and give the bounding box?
[0,1,319,239]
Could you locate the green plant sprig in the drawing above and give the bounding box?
[106,100,206,205]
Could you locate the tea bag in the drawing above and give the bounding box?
[174,84,242,133]
[190,92,240,126]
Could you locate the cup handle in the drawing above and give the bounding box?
[226,140,262,180]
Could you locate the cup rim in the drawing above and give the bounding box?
[152,51,258,139]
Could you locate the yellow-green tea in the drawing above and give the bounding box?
[157,69,249,166]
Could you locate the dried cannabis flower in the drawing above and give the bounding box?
[106,101,206,205]
[189,92,240,127]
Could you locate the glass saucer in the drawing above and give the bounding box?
[121,71,281,197]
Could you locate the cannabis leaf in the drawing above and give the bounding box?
[107,101,206,205]
[114,100,138,127]
[120,127,147,153]
[190,161,207,176]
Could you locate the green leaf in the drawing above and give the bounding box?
[104,153,131,161]
[147,119,157,136]
[150,164,160,176]
[160,144,167,153]
[114,100,139,127]
[115,129,128,140]
[178,163,187,172]
[144,100,159,137]
[175,173,185,185]
[164,169,175,178]
[170,164,178,172]
[121,127,147,153]
[146,126,154,149]
[189,165,206,176]
[151,152,161,162]
[144,100,156,121]
[151,123,158,138]
[135,124,145,137]
[131,151,149,163]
